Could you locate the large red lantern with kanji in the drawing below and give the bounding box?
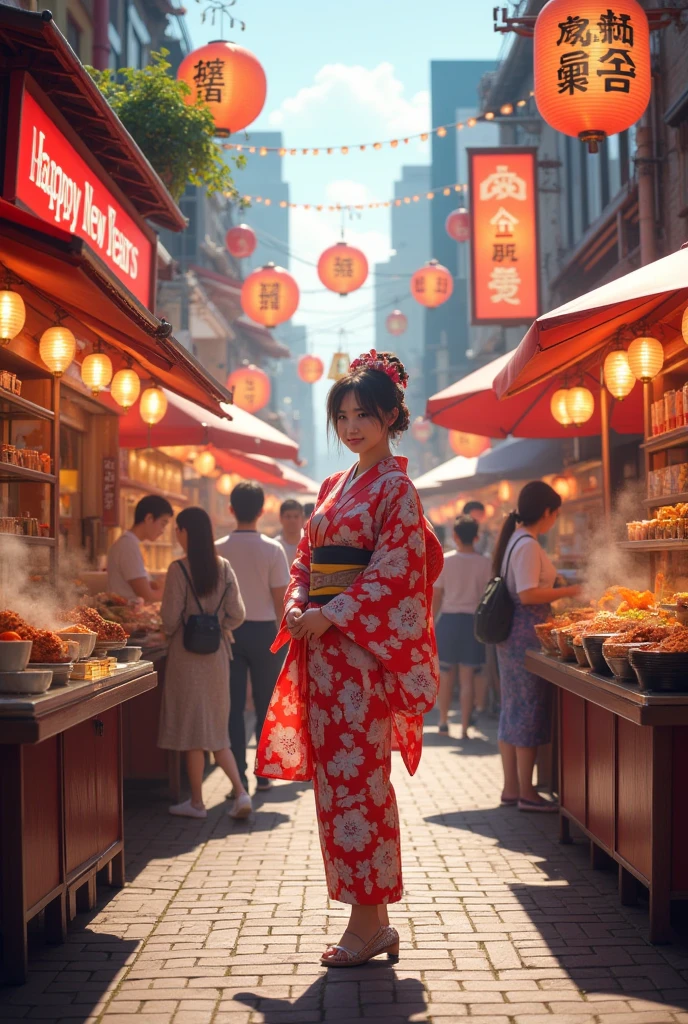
[298,355,324,384]
[317,242,368,296]
[449,431,490,458]
[534,0,651,152]
[241,263,300,328]
[226,223,257,259]
[226,364,271,413]
[386,310,408,336]
[445,208,470,242]
[411,417,434,444]
[177,41,267,137]
[410,260,453,308]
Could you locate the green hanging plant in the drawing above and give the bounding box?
[87,50,245,203]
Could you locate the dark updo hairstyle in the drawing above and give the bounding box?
[492,480,562,576]
[326,352,410,444]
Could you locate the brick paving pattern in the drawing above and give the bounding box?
[3,716,688,1023]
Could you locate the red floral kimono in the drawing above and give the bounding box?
[256,456,443,905]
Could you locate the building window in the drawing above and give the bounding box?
[127,3,151,70]
[66,15,81,58]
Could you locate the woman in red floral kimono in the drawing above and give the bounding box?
[256,350,443,968]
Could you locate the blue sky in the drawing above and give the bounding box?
[182,1,506,474]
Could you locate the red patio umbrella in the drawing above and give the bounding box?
[427,351,643,438]
[110,389,300,461]
[494,246,688,399]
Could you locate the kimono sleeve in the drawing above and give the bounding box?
[320,475,438,713]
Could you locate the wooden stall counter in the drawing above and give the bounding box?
[0,661,157,984]
[526,650,688,944]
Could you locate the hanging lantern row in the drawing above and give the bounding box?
[445,208,470,243]
[534,0,651,152]
[225,223,257,259]
[241,263,299,328]
[226,364,271,412]
[0,287,25,345]
[448,431,491,458]
[386,310,408,336]
[318,242,368,296]
[298,354,324,384]
[411,260,454,309]
[193,450,216,477]
[550,385,595,426]
[177,41,267,138]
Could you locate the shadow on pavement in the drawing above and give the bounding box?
[233,973,428,1023]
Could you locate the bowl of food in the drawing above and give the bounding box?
[629,648,688,692]
[0,635,32,671]
[582,634,619,675]
[0,668,53,694]
[30,661,73,686]
[56,626,97,660]
[571,642,590,667]
[110,645,142,663]
[551,626,577,661]
[534,622,558,655]
[602,639,654,681]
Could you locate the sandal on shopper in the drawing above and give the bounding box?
[169,799,207,819]
[321,926,400,967]
[228,793,253,819]
[438,723,449,734]
[500,793,518,806]
[518,797,559,813]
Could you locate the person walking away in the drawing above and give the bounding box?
[257,350,443,967]
[276,499,305,566]
[463,500,499,714]
[107,495,173,602]
[432,515,492,740]
[158,506,251,820]
[494,481,581,812]
[216,483,290,793]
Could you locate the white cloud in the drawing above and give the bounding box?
[268,63,430,141]
[325,180,377,206]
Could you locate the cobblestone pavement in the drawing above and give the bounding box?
[3,715,688,1023]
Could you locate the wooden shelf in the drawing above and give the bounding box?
[644,492,688,509]
[617,540,688,552]
[642,426,688,454]
[0,390,54,422]
[0,463,56,485]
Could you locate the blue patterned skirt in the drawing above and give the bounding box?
[496,601,552,747]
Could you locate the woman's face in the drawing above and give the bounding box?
[335,390,395,455]
[538,507,560,534]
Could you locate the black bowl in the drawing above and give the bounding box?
[629,649,688,692]
[582,634,618,675]
[572,643,590,667]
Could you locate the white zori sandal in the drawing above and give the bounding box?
[321,926,399,967]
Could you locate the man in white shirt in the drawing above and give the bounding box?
[107,495,173,602]
[216,482,290,792]
[275,498,304,566]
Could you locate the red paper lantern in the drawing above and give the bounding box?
[448,431,490,458]
[177,41,267,137]
[410,260,453,308]
[386,310,408,336]
[226,223,257,259]
[445,208,470,243]
[534,0,651,152]
[411,417,434,444]
[241,263,300,328]
[226,364,271,413]
[317,242,369,296]
[298,355,324,384]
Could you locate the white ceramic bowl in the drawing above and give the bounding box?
[29,661,73,685]
[0,669,52,694]
[0,640,32,672]
[57,630,97,660]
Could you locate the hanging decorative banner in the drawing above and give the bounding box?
[467,148,539,326]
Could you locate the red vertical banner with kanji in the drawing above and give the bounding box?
[467,149,539,326]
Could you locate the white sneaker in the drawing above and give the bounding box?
[169,799,207,819]
[228,792,253,819]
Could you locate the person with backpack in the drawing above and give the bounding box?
[490,482,580,812]
[158,506,252,821]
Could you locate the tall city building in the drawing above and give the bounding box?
[425,60,496,401]
[234,135,290,271]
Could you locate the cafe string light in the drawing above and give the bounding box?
[231,182,468,213]
[221,91,535,157]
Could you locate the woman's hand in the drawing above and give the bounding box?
[298,608,331,640]
[286,608,305,638]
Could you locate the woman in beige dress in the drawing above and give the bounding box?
[158,506,252,820]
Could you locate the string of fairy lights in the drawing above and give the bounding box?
[222,92,536,158]
[230,181,468,213]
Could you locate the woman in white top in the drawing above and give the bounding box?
[433,515,492,739]
[493,482,580,812]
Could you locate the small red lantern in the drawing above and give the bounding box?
[386,310,408,336]
[445,208,470,243]
[226,224,257,259]
[411,417,434,444]
[411,260,453,308]
[448,431,490,458]
[241,263,300,328]
[317,242,369,296]
[297,355,324,384]
[534,0,651,152]
[226,364,271,413]
[177,41,267,137]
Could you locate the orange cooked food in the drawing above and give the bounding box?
[57,624,95,635]
[0,610,70,662]
[648,628,688,653]
[65,606,128,642]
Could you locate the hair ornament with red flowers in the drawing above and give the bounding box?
[349,349,409,389]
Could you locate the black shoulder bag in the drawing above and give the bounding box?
[175,561,230,655]
[474,534,533,645]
